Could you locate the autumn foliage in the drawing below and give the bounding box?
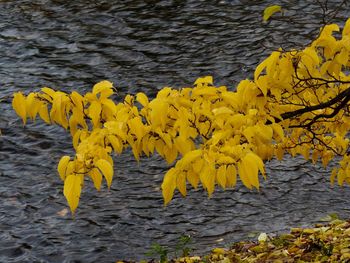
[12,18,350,214]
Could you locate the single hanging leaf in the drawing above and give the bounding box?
[237,158,253,189]
[38,103,51,124]
[95,159,113,189]
[161,168,177,205]
[108,135,123,154]
[176,172,187,197]
[200,164,215,197]
[216,165,227,189]
[63,174,83,214]
[263,5,282,21]
[226,165,237,187]
[244,153,261,188]
[57,156,71,181]
[88,168,103,191]
[186,169,200,189]
[12,92,27,125]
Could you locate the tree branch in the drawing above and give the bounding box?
[266,86,350,124]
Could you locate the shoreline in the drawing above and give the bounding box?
[117,218,350,262]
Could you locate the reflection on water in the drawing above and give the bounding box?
[0,0,349,261]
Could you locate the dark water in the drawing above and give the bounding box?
[0,0,349,262]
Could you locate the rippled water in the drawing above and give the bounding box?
[0,0,349,262]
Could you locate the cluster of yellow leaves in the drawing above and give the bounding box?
[12,18,350,213]
[255,19,350,171]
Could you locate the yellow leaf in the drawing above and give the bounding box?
[50,93,69,128]
[95,159,113,189]
[174,136,193,156]
[275,145,284,160]
[136,92,149,107]
[272,123,285,141]
[155,139,165,156]
[244,155,259,189]
[256,76,268,97]
[68,115,78,136]
[221,91,240,108]
[163,145,178,164]
[92,80,113,96]
[200,163,215,197]
[343,18,350,37]
[149,99,168,129]
[65,161,75,179]
[70,91,85,112]
[108,135,123,154]
[131,144,141,162]
[216,165,227,189]
[246,152,265,180]
[192,86,217,97]
[41,87,56,100]
[72,130,82,150]
[203,76,213,85]
[142,134,155,156]
[88,168,103,191]
[257,124,273,142]
[101,98,117,116]
[177,149,202,169]
[12,92,27,125]
[176,172,187,197]
[299,146,310,161]
[336,47,349,65]
[88,101,102,128]
[338,168,345,186]
[243,127,255,143]
[265,50,281,78]
[226,165,237,187]
[186,169,200,189]
[38,103,51,124]
[25,93,41,120]
[238,158,253,189]
[161,168,177,205]
[211,130,231,146]
[263,5,282,21]
[192,159,204,174]
[71,108,87,129]
[194,76,213,86]
[212,107,234,116]
[128,117,146,141]
[63,174,83,214]
[254,59,268,82]
[320,23,340,38]
[57,156,71,181]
